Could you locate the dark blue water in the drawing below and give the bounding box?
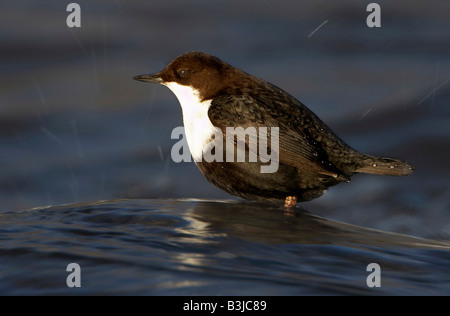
[1,199,449,295]
[1,1,450,295]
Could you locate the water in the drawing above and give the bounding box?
[1,1,450,295]
[1,199,449,295]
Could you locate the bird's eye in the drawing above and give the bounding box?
[177,69,190,78]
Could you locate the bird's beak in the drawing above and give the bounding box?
[133,73,163,83]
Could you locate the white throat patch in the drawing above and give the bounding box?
[164,82,220,162]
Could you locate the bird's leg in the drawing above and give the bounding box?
[284,196,297,208]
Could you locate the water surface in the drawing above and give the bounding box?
[1,199,449,295]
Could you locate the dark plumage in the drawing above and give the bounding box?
[134,52,414,206]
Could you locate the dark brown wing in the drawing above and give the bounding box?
[208,92,347,180]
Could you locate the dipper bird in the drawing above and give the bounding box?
[134,52,414,207]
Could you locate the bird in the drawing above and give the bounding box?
[134,51,414,207]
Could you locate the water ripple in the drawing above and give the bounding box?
[1,199,449,295]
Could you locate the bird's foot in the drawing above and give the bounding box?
[284,196,297,208]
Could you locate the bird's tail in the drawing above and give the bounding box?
[354,155,415,176]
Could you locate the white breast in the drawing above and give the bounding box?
[164,82,220,162]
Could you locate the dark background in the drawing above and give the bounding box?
[1,0,449,238]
